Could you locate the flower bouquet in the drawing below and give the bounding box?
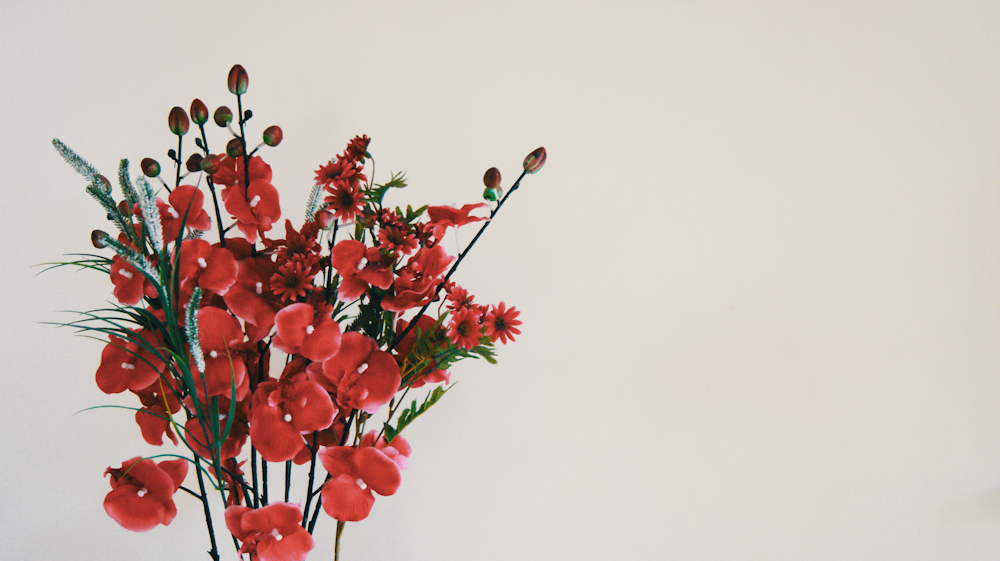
[49,64,545,561]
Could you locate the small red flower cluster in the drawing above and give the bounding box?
[54,65,542,561]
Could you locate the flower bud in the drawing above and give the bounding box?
[357,208,377,229]
[91,230,109,249]
[483,187,502,202]
[141,158,161,178]
[117,200,131,216]
[483,167,501,189]
[168,107,190,136]
[228,64,248,95]
[262,125,283,147]
[200,154,221,174]
[226,138,244,158]
[522,147,546,174]
[214,106,233,127]
[190,99,209,125]
[315,209,335,229]
[186,153,204,173]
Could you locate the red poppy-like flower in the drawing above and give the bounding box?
[272,303,342,362]
[344,135,371,162]
[95,330,165,394]
[226,503,315,561]
[317,331,401,414]
[108,235,157,306]
[195,306,248,398]
[360,430,412,471]
[212,155,273,190]
[330,240,394,302]
[159,185,212,242]
[132,380,182,446]
[425,203,489,240]
[319,445,401,522]
[392,316,451,387]
[483,301,522,344]
[249,371,336,462]
[223,178,282,243]
[104,457,188,532]
[380,244,454,313]
[446,308,483,350]
[223,256,281,339]
[176,239,238,297]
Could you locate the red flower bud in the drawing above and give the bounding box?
[200,154,221,174]
[226,138,244,158]
[483,167,501,189]
[168,107,190,136]
[190,99,209,125]
[214,106,233,127]
[522,147,546,174]
[357,208,378,229]
[186,153,204,173]
[315,209,335,229]
[262,125,283,147]
[91,230,109,248]
[117,200,131,217]
[228,64,248,95]
[141,158,161,178]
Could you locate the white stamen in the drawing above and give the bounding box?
[255,281,263,295]
[357,362,368,374]
[271,528,283,541]
[197,257,208,268]
[305,325,315,335]
[121,362,135,370]
[284,414,292,422]
[249,195,261,208]
[118,269,134,279]
[357,257,368,270]
[167,207,180,219]
[219,414,227,421]
[355,478,367,490]
[137,488,148,497]
[209,350,218,358]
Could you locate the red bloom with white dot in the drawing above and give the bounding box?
[319,445,401,522]
[103,457,188,532]
[225,502,314,561]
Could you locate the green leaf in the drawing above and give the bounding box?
[366,171,407,206]
[383,384,453,444]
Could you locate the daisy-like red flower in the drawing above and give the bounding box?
[483,301,522,344]
[344,134,371,162]
[314,158,365,189]
[323,180,365,222]
[446,308,483,350]
[269,257,318,302]
[377,223,418,255]
[444,281,475,312]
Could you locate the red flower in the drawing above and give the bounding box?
[212,155,272,189]
[272,303,342,362]
[226,503,314,561]
[344,135,371,161]
[314,158,365,189]
[176,239,238,300]
[195,306,248,398]
[317,331,401,414]
[319,445,401,522]
[331,240,393,302]
[425,203,488,240]
[380,244,454,313]
[249,371,336,462]
[483,302,522,344]
[223,256,281,339]
[323,180,365,222]
[109,235,156,306]
[446,308,483,350]
[376,223,418,255]
[223,178,282,243]
[95,330,165,394]
[269,257,318,302]
[444,282,476,312]
[103,457,188,532]
[160,185,212,242]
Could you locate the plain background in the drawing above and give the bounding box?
[3,1,1000,559]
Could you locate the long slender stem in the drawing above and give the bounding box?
[335,521,345,561]
[175,135,183,189]
[301,431,319,528]
[197,123,227,248]
[193,456,221,561]
[284,460,292,502]
[251,447,260,508]
[390,170,527,351]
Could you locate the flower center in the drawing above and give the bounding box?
[136,487,148,497]
[118,269,133,279]
[255,281,263,295]
[356,478,367,490]
[284,413,292,422]
[357,362,369,374]
[167,207,180,219]
[249,195,261,208]
[270,528,283,541]
[305,325,315,335]
[121,362,135,370]
[197,257,208,268]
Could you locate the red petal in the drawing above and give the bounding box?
[353,447,401,496]
[273,303,314,354]
[285,379,335,432]
[257,524,315,561]
[321,474,374,522]
[299,315,342,362]
[157,458,189,491]
[241,502,304,532]
[225,505,253,540]
[104,485,167,532]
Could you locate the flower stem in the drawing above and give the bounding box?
[193,456,221,561]
[390,169,528,350]
[335,521,345,561]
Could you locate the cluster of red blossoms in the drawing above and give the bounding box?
[54,64,542,561]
